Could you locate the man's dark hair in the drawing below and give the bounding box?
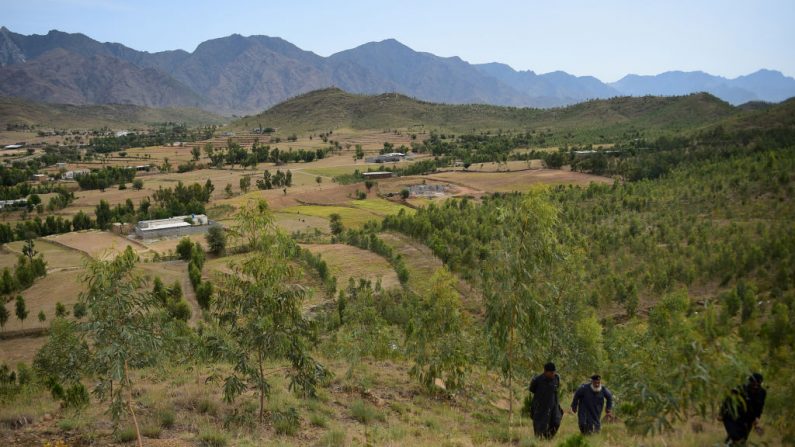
[544,362,556,372]
[749,372,764,384]
[591,374,601,381]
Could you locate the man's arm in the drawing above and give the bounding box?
[570,386,583,413]
[529,376,538,393]
[604,387,614,415]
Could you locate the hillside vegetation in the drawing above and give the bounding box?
[232,88,738,138]
[0,96,228,129]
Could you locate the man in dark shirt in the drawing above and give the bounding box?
[570,374,614,434]
[529,362,563,439]
[721,373,767,444]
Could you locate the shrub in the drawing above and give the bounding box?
[196,281,213,310]
[175,238,193,261]
[141,424,162,439]
[350,400,382,425]
[272,407,300,436]
[309,413,327,428]
[198,428,228,447]
[156,408,175,428]
[113,426,137,443]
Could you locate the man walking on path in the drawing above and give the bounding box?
[570,374,614,434]
[529,362,563,439]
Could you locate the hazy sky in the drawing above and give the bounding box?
[4,0,794,82]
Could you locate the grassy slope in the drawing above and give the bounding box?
[0,96,228,129]
[230,87,739,137]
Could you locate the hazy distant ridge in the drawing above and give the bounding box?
[0,26,793,115]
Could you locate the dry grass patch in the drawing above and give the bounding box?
[48,231,149,260]
[426,168,612,193]
[300,243,399,290]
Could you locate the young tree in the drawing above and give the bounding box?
[79,247,161,446]
[176,238,194,261]
[405,268,470,393]
[0,305,8,332]
[206,226,226,256]
[212,200,328,422]
[355,144,364,160]
[224,183,234,198]
[38,310,46,323]
[482,192,582,435]
[191,146,201,161]
[364,180,375,194]
[329,213,343,236]
[55,302,68,318]
[240,175,251,193]
[15,295,28,329]
[132,179,144,191]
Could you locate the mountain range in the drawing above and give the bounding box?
[1,27,794,116]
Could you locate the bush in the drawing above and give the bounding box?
[113,426,137,443]
[198,428,228,447]
[206,226,226,256]
[141,424,162,439]
[350,400,382,425]
[196,281,213,310]
[156,408,175,428]
[309,413,327,428]
[176,238,193,261]
[272,407,300,436]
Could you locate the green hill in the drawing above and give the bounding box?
[0,96,228,129]
[231,88,739,139]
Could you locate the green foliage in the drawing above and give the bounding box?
[350,399,383,425]
[33,318,90,408]
[196,281,213,310]
[14,295,27,328]
[557,434,592,447]
[114,427,138,443]
[206,226,227,256]
[79,246,161,431]
[0,304,8,331]
[156,408,175,428]
[328,213,343,236]
[176,238,194,261]
[210,200,329,423]
[606,290,753,435]
[272,407,300,435]
[198,428,228,447]
[405,268,471,393]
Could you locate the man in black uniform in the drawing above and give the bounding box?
[529,362,563,439]
[721,373,767,445]
[570,374,614,434]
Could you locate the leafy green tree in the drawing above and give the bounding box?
[132,179,144,190]
[224,183,233,198]
[196,281,213,310]
[38,310,46,323]
[400,189,410,200]
[15,295,28,329]
[79,247,160,445]
[364,180,375,193]
[55,302,67,318]
[191,146,201,161]
[72,302,86,320]
[405,268,470,393]
[482,192,580,434]
[0,305,8,331]
[212,200,328,422]
[33,318,90,409]
[355,144,364,160]
[329,213,343,236]
[176,238,194,261]
[206,226,226,256]
[240,175,251,193]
